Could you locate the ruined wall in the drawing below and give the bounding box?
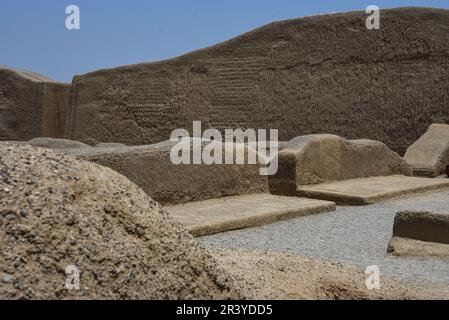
[0,67,45,140]
[42,82,72,138]
[66,8,449,154]
[404,123,449,177]
[0,66,71,141]
[268,134,412,195]
[392,211,449,245]
[64,140,268,205]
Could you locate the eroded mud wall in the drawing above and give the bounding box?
[67,8,449,154]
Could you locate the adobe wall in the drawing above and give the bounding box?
[66,8,449,154]
[404,124,449,177]
[268,134,411,195]
[0,66,71,141]
[64,140,269,205]
[42,82,72,138]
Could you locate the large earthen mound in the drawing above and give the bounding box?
[269,134,412,195]
[66,8,449,154]
[0,144,246,299]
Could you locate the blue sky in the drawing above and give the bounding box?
[1,0,448,82]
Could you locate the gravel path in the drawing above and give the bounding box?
[201,190,449,285]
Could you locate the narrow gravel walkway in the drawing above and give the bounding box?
[201,189,449,285]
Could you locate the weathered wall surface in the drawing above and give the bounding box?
[64,140,269,205]
[66,8,449,154]
[0,66,71,141]
[404,123,449,177]
[0,67,45,140]
[392,211,449,245]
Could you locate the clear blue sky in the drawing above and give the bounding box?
[1,0,448,82]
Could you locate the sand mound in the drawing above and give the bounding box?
[0,144,246,299]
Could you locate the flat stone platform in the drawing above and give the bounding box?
[166,194,336,237]
[296,175,449,205]
[388,237,449,259]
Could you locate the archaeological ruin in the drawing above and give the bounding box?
[1,6,449,301]
[0,66,71,141]
[62,8,449,155]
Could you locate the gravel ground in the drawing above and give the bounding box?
[201,190,449,285]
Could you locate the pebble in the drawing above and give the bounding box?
[2,273,16,284]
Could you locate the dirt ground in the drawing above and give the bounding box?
[212,249,449,300]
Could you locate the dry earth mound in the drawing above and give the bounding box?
[66,8,449,154]
[404,124,449,177]
[0,144,246,299]
[0,66,71,141]
[269,134,411,195]
[213,249,449,300]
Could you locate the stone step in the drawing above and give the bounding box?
[296,175,449,205]
[166,194,335,237]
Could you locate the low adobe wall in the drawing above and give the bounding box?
[269,134,412,195]
[64,140,269,205]
[42,82,72,139]
[392,211,449,245]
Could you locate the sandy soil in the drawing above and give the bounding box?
[0,144,246,299]
[212,249,449,300]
